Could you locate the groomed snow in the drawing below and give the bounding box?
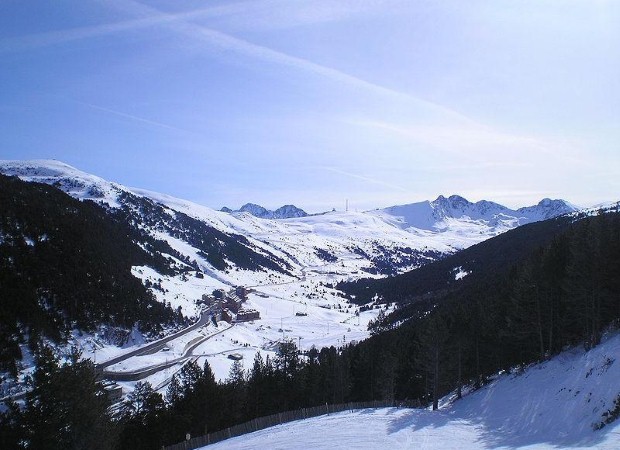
[202,406,620,450]
[200,332,620,449]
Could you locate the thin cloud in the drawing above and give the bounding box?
[118,1,407,100]
[321,166,410,193]
[165,27,478,126]
[3,0,486,129]
[348,119,586,166]
[202,0,409,32]
[0,4,252,54]
[0,0,403,53]
[75,101,190,133]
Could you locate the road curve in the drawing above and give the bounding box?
[97,307,213,369]
[102,324,233,382]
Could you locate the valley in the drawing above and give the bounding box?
[0,160,579,394]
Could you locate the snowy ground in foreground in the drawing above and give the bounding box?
[201,332,620,449]
[204,407,620,450]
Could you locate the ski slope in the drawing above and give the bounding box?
[201,332,620,449]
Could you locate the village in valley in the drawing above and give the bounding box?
[201,286,261,325]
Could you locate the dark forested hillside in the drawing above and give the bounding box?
[353,210,620,409]
[0,175,182,373]
[117,191,293,274]
[339,213,577,305]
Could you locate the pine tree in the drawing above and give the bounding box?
[416,313,449,410]
[510,261,547,361]
[21,346,116,450]
[122,381,164,423]
[275,340,300,377]
[225,360,247,423]
[165,375,183,405]
[118,381,166,450]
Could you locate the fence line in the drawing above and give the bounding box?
[163,399,420,450]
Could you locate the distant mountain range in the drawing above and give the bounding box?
[221,203,308,219]
[222,195,578,224]
[0,160,589,285]
[370,194,578,235]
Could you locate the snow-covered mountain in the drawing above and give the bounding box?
[0,160,583,287]
[517,197,580,220]
[370,194,578,237]
[222,203,308,219]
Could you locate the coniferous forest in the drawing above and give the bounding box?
[2,200,619,449]
[0,175,184,375]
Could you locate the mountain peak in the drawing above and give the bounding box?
[431,194,474,216]
[239,203,270,217]
[448,194,468,203]
[518,198,578,220]
[222,203,308,219]
[274,204,308,219]
[372,194,579,236]
[432,194,472,206]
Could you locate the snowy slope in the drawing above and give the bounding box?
[0,160,466,283]
[202,332,620,449]
[0,159,126,207]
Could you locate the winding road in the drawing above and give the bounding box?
[102,322,233,382]
[96,307,215,378]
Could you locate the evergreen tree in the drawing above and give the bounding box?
[225,360,247,423]
[165,375,183,405]
[246,353,267,417]
[275,340,300,377]
[21,346,116,450]
[417,313,449,410]
[118,382,166,450]
[121,381,164,423]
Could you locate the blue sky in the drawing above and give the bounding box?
[1,0,618,212]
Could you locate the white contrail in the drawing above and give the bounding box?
[2,0,482,128]
[321,166,410,192]
[114,0,478,126]
[0,3,255,53]
[75,101,190,133]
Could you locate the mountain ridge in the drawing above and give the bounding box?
[0,159,589,283]
[221,203,309,219]
[370,194,578,234]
